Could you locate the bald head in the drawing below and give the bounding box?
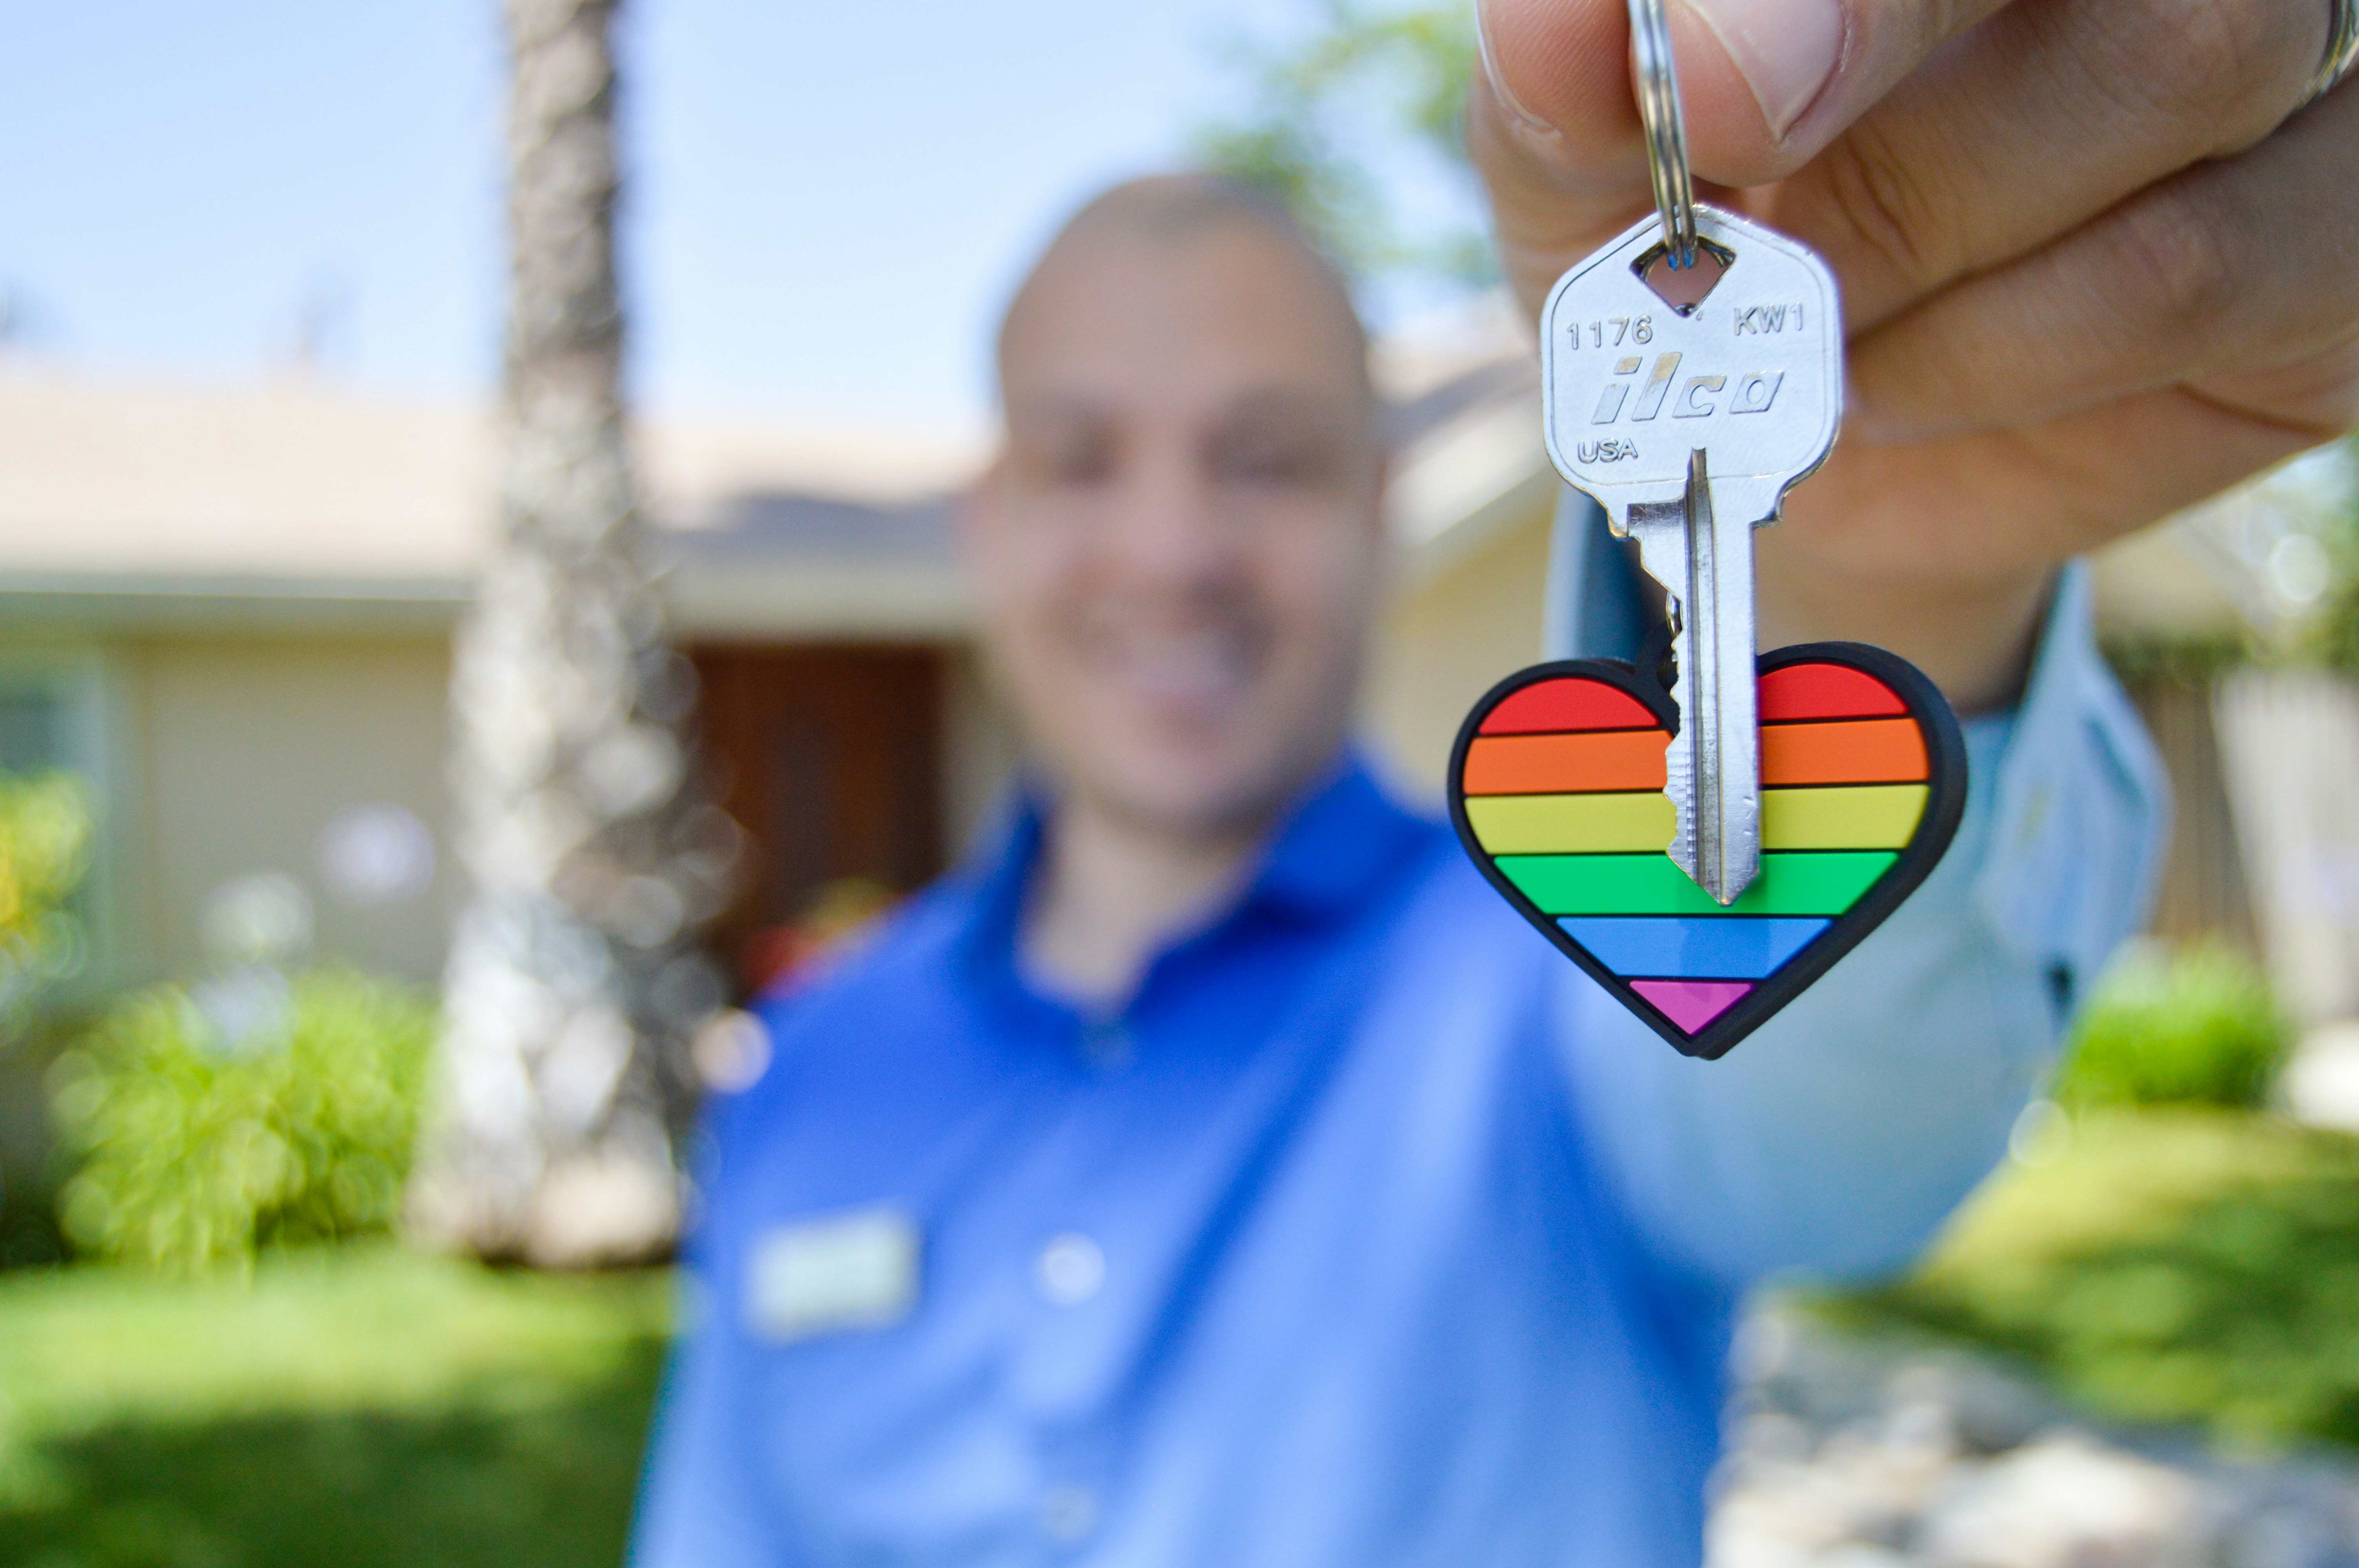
[965,173,1393,843]
[998,174,1374,417]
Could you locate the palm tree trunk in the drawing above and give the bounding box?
[409,0,730,1265]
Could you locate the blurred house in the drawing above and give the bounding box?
[2086,449,2359,1025]
[0,335,1556,997]
[6,356,2350,1013]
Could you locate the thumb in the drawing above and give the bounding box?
[1472,0,2004,309]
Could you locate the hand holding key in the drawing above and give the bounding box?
[1474,0,2359,713]
[1455,69,1967,1043]
[1533,0,1851,905]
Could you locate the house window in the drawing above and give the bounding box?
[0,650,125,987]
[1,687,70,773]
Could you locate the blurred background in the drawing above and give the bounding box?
[3,3,2359,1565]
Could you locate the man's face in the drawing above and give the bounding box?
[969,220,1387,839]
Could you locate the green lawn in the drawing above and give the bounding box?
[0,1244,674,1568]
[1831,1107,2359,1451]
[6,1109,2352,1566]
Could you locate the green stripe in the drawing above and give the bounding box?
[1493,851,1897,915]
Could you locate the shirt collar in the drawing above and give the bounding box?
[952,747,1434,991]
[1242,749,1433,921]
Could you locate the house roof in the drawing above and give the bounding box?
[0,336,1552,639]
[0,367,987,637]
[9,347,2308,644]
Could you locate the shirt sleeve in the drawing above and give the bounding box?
[1557,553,2171,1287]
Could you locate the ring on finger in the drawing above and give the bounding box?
[2304,0,2359,107]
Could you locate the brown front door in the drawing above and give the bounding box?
[691,644,946,993]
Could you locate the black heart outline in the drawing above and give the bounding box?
[1447,641,1968,1060]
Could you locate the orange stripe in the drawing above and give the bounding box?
[1761,718,1926,785]
[1463,730,1668,794]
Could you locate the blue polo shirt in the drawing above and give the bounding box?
[634,560,2165,1568]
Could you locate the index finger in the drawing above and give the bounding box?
[1474,0,2013,307]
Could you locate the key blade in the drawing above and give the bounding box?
[1628,450,1760,906]
[1681,450,1763,905]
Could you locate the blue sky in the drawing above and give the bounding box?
[0,0,1314,423]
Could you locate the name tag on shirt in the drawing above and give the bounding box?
[744,1206,921,1344]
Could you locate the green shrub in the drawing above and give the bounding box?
[2312,433,2359,678]
[2053,942,2290,1111]
[49,969,436,1276]
[1831,1109,2359,1452]
[0,772,93,1038]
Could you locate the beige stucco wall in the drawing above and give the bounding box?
[37,630,1019,997]
[118,635,458,987]
[11,503,1555,1002]
[1361,501,1556,804]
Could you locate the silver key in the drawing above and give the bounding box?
[1539,205,1843,904]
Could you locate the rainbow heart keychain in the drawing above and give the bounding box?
[1449,648,1965,1058]
[1447,0,1965,1058]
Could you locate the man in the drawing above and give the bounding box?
[636,0,2357,1559]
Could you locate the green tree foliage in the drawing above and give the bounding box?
[0,773,93,1038]
[2052,943,2290,1112]
[51,971,437,1276]
[2314,435,2359,676]
[1193,1,1488,285]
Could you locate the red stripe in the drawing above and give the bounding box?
[1478,678,1661,735]
[1758,663,1906,722]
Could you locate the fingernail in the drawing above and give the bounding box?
[1682,0,1845,138]
[1475,0,1560,136]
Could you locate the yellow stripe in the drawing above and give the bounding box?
[1468,783,1927,855]
[1762,784,1927,849]
[1465,791,1674,855]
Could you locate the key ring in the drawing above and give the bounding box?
[1627,0,1699,267]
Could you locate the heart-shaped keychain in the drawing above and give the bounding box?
[1448,643,1966,1059]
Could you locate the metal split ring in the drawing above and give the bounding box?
[2307,0,2359,107]
[1626,0,1699,267]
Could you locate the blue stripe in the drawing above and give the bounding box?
[1556,916,1830,979]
